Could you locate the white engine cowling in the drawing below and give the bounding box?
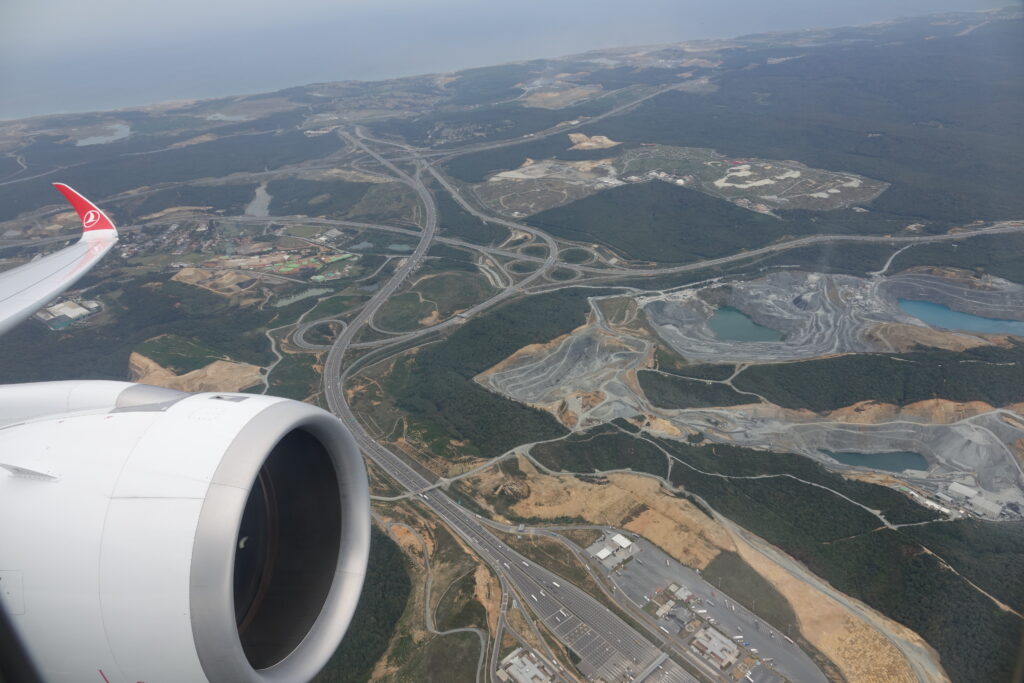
[0,381,370,683]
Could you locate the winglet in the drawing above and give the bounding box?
[52,183,117,239]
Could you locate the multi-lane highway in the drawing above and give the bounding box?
[320,131,703,682]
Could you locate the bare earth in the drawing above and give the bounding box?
[567,132,621,150]
[522,85,603,109]
[866,322,990,352]
[510,458,731,569]
[129,352,262,393]
[730,532,939,683]
[492,458,932,682]
[473,564,501,633]
[171,267,263,303]
[168,133,219,149]
[826,398,997,425]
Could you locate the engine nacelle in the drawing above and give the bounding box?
[0,381,370,683]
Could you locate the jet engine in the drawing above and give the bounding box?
[0,380,370,683]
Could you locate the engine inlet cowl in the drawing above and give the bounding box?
[0,384,369,683]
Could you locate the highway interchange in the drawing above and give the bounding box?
[311,122,878,682]
[322,129,698,682]
[307,117,1018,681]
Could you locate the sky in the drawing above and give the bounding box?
[0,0,1004,121]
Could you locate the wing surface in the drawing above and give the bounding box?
[0,184,118,337]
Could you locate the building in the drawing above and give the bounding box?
[496,648,555,683]
[586,532,640,570]
[671,584,694,602]
[971,497,1004,517]
[611,533,633,550]
[33,299,101,330]
[949,482,979,499]
[690,627,740,670]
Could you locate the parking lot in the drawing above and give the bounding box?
[589,529,827,683]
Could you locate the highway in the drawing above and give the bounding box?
[317,123,1017,682]
[321,131,699,682]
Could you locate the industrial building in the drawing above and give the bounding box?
[947,482,1005,517]
[668,582,694,602]
[33,298,101,330]
[496,648,555,683]
[586,532,639,570]
[690,626,740,669]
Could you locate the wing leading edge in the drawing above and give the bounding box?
[0,184,118,337]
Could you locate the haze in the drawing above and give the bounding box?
[0,0,1000,120]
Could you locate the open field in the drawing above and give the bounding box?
[375,270,497,331]
[471,141,887,219]
[129,352,262,393]
[134,333,230,373]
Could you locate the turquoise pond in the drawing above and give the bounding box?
[824,450,928,472]
[898,299,1024,336]
[708,307,784,342]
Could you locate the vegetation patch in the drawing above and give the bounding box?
[507,260,539,274]
[435,571,488,631]
[900,519,1024,612]
[531,425,668,478]
[891,233,1024,284]
[135,334,230,373]
[118,183,258,220]
[0,130,342,222]
[732,344,1024,411]
[549,267,577,281]
[662,438,1019,682]
[638,370,752,409]
[658,362,735,381]
[434,191,509,245]
[375,292,434,332]
[383,289,608,457]
[414,271,497,317]
[592,26,1024,224]
[0,276,312,384]
[268,351,320,401]
[527,182,909,264]
[559,248,592,264]
[657,438,940,525]
[314,526,411,683]
[267,178,371,218]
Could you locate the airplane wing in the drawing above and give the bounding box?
[0,184,118,336]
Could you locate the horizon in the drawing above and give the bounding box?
[0,0,1001,122]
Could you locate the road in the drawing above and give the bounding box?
[382,520,488,683]
[321,131,700,682]
[608,532,823,683]
[474,518,807,683]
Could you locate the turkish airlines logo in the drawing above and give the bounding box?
[83,210,101,228]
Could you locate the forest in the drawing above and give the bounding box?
[530,425,668,478]
[732,343,1024,411]
[0,128,342,223]
[648,437,939,525]
[434,191,509,245]
[0,275,312,383]
[313,527,411,683]
[663,444,1021,682]
[591,21,1024,224]
[526,182,911,264]
[384,289,609,457]
[637,369,752,409]
[114,183,258,222]
[267,178,372,218]
[890,232,1024,284]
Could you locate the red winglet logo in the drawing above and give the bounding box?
[52,183,116,233]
